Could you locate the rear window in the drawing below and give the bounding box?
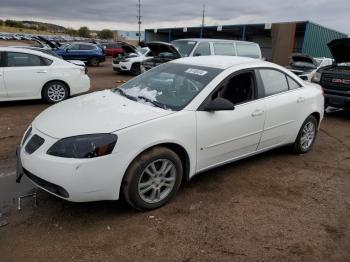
[236,43,260,59]
[213,43,236,56]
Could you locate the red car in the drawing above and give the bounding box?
[104,42,124,58]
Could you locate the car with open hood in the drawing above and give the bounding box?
[141,39,262,72]
[112,45,152,75]
[312,38,350,109]
[16,56,324,211]
[287,53,333,81]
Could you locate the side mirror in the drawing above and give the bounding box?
[194,53,201,56]
[204,97,235,111]
[65,48,70,52]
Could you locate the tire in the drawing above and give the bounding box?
[130,63,141,76]
[292,115,318,154]
[122,147,183,211]
[42,81,69,103]
[89,57,100,67]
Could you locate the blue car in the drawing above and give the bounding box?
[55,42,105,66]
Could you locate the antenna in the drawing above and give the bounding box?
[137,0,142,45]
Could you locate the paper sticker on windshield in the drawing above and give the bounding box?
[185,68,208,76]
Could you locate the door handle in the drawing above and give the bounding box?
[251,109,264,117]
[297,97,305,103]
[37,70,48,74]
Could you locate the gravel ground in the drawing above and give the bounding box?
[0,59,349,262]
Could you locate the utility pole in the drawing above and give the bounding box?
[137,0,142,45]
[200,4,205,38]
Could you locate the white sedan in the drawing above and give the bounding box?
[0,47,90,103]
[17,56,324,210]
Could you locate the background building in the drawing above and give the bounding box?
[145,21,347,65]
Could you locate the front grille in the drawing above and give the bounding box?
[321,73,350,92]
[22,126,32,145]
[24,169,69,198]
[25,134,45,154]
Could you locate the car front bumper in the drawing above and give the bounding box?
[18,127,124,202]
[324,91,350,109]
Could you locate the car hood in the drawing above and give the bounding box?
[289,53,317,70]
[34,36,59,49]
[121,43,139,54]
[33,90,174,139]
[146,41,181,57]
[328,38,350,64]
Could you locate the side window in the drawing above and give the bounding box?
[67,44,79,50]
[6,52,47,67]
[259,69,289,96]
[212,71,255,105]
[193,42,210,56]
[286,76,301,90]
[79,44,95,50]
[213,43,236,56]
[236,43,261,59]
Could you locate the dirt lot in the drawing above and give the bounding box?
[0,59,349,261]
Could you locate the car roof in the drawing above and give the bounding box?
[0,46,60,60]
[171,55,269,69]
[172,38,258,45]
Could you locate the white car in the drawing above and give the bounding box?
[17,56,324,210]
[0,47,90,103]
[112,47,153,75]
[288,53,333,81]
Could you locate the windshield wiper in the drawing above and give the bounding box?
[137,95,167,109]
[115,88,137,101]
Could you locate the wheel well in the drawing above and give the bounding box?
[127,143,191,182]
[310,112,320,125]
[42,80,70,98]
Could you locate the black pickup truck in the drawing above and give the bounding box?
[312,38,350,109]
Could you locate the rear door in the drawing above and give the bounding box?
[257,68,307,150]
[0,52,7,98]
[3,51,53,98]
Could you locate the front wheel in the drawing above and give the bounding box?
[292,115,318,154]
[130,63,141,76]
[42,81,69,103]
[122,147,183,211]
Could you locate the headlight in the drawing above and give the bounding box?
[47,134,117,159]
[121,58,130,62]
[311,72,321,83]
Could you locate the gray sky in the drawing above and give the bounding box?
[0,0,349,34]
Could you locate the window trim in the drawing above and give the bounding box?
[197,69,259,111]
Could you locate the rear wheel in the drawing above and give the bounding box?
[122,147,183,211]
[130,63,141,76]
[42,81,69,103]
[89,57,100,67]
[292,115,318,154]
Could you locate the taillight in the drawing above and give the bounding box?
[85,67,88,74]
[321,86,324,96]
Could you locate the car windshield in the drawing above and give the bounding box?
[171,40,197,57]
[114,63,223,111]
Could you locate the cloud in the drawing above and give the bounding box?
[0,0,349,34]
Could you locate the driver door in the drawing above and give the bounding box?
[196,70,266,172]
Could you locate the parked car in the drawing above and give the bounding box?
[113,47,152,75]
[312,38,350,109]
[104,42,124,57]
[141,38,262,71]
[16,56,324,210]
[0,47,90,103]
[287,53,333,81]
[55,42,105,66]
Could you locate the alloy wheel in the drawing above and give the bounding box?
[47,84,66,102]
[138,159,176,204]
[300,121,315,151]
